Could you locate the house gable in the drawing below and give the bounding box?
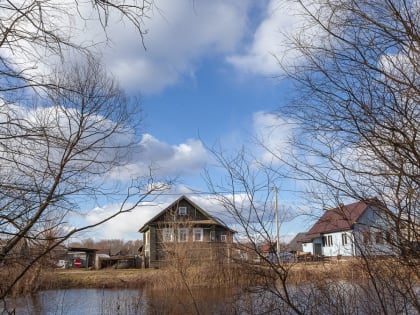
[139,195,233,232]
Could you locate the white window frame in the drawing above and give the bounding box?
[323,235,333,247]
[327,235,333,246]
[220,234,227,242]
[193,228,203,242]
[178,206,187,216]
[162,228,174,242]
[145,231,150,252]
[178,228,189,242]
[341,233,348,246]
[210,230,216,241]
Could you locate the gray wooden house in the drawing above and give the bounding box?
[139,195,235,268]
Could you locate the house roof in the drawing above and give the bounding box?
[259,242,277,253]
[67,247,98,253]
[285,232,308,252]
[306,199,378,236]
[138,195,234,233]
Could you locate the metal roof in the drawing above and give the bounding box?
[305,199,380,236]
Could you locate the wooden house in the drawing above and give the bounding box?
[301,199,394,258]
[138,195,235,268]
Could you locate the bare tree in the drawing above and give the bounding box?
[204,148,309,314]
[0,2,161,307]
[205,145,419,314]
[0,58,167,306]
[0,0,153,96]
[263,0,420,313]
[278,0,418,244]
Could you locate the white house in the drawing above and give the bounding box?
[302,199,394,258]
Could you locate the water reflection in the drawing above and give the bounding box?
[4,281,419,315]
[7,289,147,315]
[6,288,237,315]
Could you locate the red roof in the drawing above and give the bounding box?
[306,200,373,235]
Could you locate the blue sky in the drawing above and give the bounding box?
[63,0,313,241]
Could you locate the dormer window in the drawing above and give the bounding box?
[178,206,187,216]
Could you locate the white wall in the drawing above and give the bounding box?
[302,242,313,254]
[321,231,353,256]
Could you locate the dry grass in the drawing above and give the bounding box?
[15,257,419,293]
[36,263,249,292]
[287,259,361,284]
[40,268,159,290]
[37,260,358,291]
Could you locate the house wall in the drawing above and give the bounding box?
[146,226,233,268]
[353,206,395,256]
[321,231,354,257]
[141,197,235,268]
[142,227,232,267]
[302,242,313,254]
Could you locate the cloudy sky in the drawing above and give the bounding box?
[65,0,311,242]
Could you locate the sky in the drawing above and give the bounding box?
[50,0,313,242]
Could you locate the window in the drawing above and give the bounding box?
[363,232,371,244]
[145,231,150,245]
[178,228,188,242]
[375,232,383,244]
[327,235,333,246]
[220,234,227,242]
[193,228,203,241]
[341,233,348,246]
[385,231,392,244]
[178,206,187,216]
[323,235,333,247]
[162,228,174,242]
[210,230,216,241]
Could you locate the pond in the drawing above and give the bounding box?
[5,288,238,315]
[3,281,419,315]
[5,289,146,315]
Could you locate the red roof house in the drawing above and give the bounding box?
[301,199,393,257]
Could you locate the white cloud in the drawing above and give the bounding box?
[1,1,250,94]
[2,1,325,93]
[227,0,317,76]
[101,0,249,93]
[83,202,162,240]
[2,1,319,92]
[1,102,209,192]
[0,102,134,177]
[227,0,302,75]
[252,111,293,163]
[109,133,210,180]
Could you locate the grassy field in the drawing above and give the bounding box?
[42,268,160,290]
[41,259,362,291]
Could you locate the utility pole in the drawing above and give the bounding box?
[275,186,280,259]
